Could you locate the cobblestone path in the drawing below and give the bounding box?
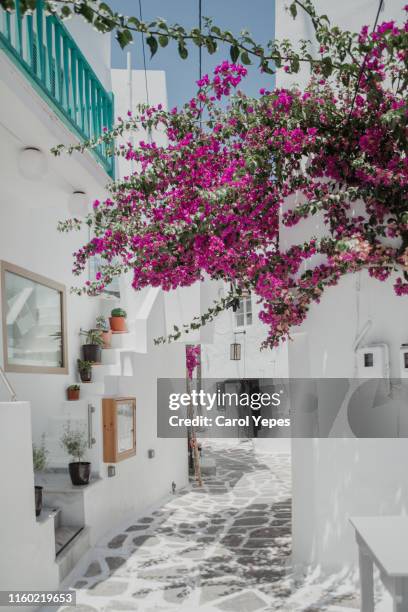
[58,440,293,612]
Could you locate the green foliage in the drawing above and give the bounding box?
[0,0,365,81]
[67,384,80,391]
[60,422,87,462]
[77,359,93,371]
[95,315,109,331]
[111,307,127,318]
[32,435,48,472]
[80,328,104,346]
[146,35,158,57]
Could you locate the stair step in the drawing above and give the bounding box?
[55,525,83,556]
[80,381,104,397]
[101,348,119,365]
[56,526,90,582]
[111,332,136,349]
[36,506,61,528]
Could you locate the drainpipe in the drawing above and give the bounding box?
[127,51,134,173]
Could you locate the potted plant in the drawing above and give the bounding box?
[60,422,90,486]
[32,435,48,517]
[96,315,112,348]
[67,384,80,401]
[110,308,127,332]
[80,328,103,363]
[78,359,92,383]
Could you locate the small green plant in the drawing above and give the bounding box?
[111,308,127,318]
[67,384,80,391]
[60,422,87,462]
[80,328,104,346]
[32,435,48,472]
[95,316,109,331]
[77,359,92,372]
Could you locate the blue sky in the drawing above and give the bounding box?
[110,0,276,109]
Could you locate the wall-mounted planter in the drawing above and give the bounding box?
[67,386,80,401]
[109,317,127,333]
[82,344,101,363]
[101,330,112,348]
[110,309,127,333]
[69,462,91,486]
[35,485,43,517]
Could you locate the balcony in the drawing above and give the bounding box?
[0,0,114,178]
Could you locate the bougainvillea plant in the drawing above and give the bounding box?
[55,4,408,349]
[186,345,201,379]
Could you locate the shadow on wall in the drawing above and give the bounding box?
[313,437,408,570]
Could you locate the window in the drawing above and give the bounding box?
[234,295,253,328]
[89,255,120,299]
[1,261,68,374]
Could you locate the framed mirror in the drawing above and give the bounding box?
[103,397,136,463]
[1,261,68,374]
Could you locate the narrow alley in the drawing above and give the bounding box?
[57,441,292,611]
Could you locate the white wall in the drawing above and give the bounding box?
[275,0,408,574]
[276,0,404,91]
[0,39,188,594]
[0,402,58,612]
[0,124,105,446]
[65,16,112,92]
[201,286,287,380]
[83,290,189,546]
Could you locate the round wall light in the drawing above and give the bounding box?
[18,147,48,181]
[68,190,88,217]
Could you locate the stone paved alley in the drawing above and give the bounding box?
[57,440,293,612]
[55,440,370,612]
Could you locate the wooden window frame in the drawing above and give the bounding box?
[1,260,68,374]
[102,397,136,463]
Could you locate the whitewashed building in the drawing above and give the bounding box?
[0,7,188,607]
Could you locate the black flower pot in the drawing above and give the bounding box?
[82,344,101,363]
[35,485,43,517]
[69,462,91,486]
[79,368,92,383]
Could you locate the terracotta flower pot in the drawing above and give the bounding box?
[67,388,80,401]
[109,316,127,332]
[101,329,112,348]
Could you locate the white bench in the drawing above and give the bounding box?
[350,516,408,612]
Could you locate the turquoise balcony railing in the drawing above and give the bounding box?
[0,1,114,178]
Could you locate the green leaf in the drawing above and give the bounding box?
[261,61,275,75]
[99,2,113,15]
[127,16,141,28]
[78,3,95,23]
[61,6,71,18]
[178,42,188,59]
[230,45,240,62]
[291,56,300,72]
[321,56,333,77]
[0,0,15,11]
[116,29,133,49]
[158,34,169,47]
[289,2,297,18]
[240,51,251,65]
[206,37,217,54]
[146,35,158,57]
